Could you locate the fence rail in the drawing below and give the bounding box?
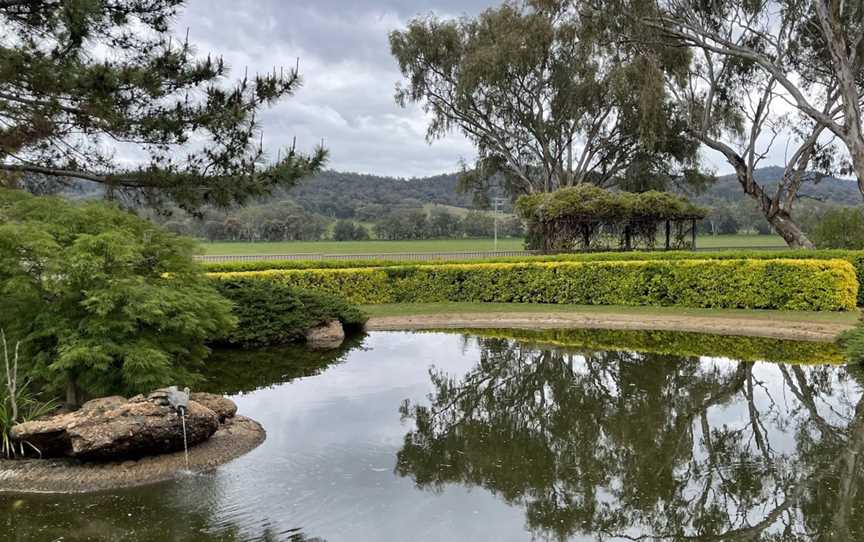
[195,250,541,264]
[195,245,789,264]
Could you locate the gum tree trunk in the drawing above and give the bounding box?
[767,212,815,249]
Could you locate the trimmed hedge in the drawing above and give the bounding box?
[203,249,864,305]
[209,259,858,311]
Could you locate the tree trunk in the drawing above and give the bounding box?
[853,144,864,197]
[767,212,815,249]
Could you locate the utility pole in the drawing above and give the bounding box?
[493,196,506,251]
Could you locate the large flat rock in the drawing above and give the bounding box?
[10,391,225,460]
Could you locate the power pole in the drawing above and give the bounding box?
[493,196,506,251]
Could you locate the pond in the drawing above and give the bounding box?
[2,330,863,541]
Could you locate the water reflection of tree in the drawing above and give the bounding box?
[200,334,368,395]
[396,338,864,541]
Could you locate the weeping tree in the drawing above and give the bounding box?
[389,0,706,203]
[0,0,326,212]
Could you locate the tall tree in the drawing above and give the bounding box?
[0,0,326,212]
[389,0,704,201]
[600,0,846,247]
[639,0,864,193]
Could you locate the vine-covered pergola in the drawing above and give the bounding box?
[515,185,708,253]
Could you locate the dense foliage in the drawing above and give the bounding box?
[214,280,366,348]
[0,190,235,404]
[390,0,704,201]
[203,248,864,306]
[813,208,864,250]
[332,220,371,242]
[210,259,857,311]
[516,185,707,251]
[0,0,326,211]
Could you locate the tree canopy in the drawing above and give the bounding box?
[389,0,705,200]
[0,0,326,212]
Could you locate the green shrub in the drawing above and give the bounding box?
[204,249,864,306]
[210,259,858,311]
[813,208,864,250]
[0,189,236,403]
[215,280,367,348]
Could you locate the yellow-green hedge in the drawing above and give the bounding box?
[209,258,858,311]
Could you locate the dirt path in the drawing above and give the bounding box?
[366,313,854,342]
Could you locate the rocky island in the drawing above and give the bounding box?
[0,389,265,493]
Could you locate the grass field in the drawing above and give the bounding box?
[199,234,787,255]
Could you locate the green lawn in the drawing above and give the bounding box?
[360,302,859,325]
[199,234,786,255]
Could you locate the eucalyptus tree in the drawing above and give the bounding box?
[597,0,855,247]
[389,0,703,201]
[639,0,863,192]
[0,0,326,212]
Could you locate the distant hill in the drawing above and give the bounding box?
[22,165,862,215]
[694,166,860,205]
[281,170,474,219]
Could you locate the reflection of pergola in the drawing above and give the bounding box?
[516,186,708,253]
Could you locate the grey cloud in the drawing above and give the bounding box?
[174,0,495,178]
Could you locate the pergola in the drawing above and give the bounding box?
[516,185,708,253]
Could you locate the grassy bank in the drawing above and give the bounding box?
[360,303,860,325]
[199,234,786,255]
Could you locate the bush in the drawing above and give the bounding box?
[332,219,369,241]
[813,208,864,249]
[203,249,864,306]
[0,189,236,403]
[214,280,367,348]
[840,324,864,364]
[210,259,858,311]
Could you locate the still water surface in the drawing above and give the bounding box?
[2,330,863,541]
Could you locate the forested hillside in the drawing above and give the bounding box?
[282,171,473,219]
[23,166,862,243]
[695,167,859,206]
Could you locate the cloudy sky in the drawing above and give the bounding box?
[173,1,811,181]
[175,0,498,179]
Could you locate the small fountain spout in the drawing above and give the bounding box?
[166,386,192,470]
[166,386,190,413]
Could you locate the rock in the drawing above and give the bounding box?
[10,391,221,461]
[190,393,237,422]
[305,319,345,349]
